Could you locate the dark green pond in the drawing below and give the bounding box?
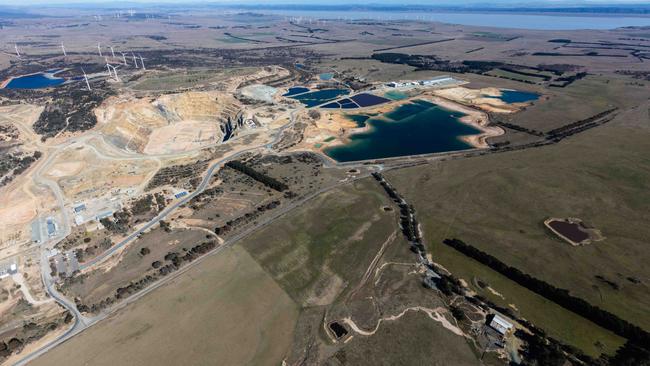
[325,100,481,162]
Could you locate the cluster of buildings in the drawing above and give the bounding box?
[385,75,460,89]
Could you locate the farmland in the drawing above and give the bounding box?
[29,246,298,366]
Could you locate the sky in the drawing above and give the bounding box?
[3,0,650,5]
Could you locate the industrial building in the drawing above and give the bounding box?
[419,75,458,87]
[489,314,514,336]
[0,261,18,279]
[386,76,460,89]
[46,217,58,237]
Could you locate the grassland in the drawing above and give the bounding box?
[385,99,650,346]
[242,178,397,305]
[486,68,547,83]
[31,245,298,366]
[328,311,480,366]
[435,241,625,357]
[240,178,482,364]
[506,75,650,132]
[62,227,211,305]
[130,67,254,91]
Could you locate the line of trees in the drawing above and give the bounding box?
[214,200,281,235]
[225,160,288,192]
[498,67,552,81]
[442,238,650,347]
[546,108,617,138]
[549,71,588,87]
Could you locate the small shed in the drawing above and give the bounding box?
[489,314,514,336]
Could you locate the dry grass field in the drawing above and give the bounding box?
[30,245,298,366]
[384,99,650,351]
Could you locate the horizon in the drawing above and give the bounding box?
[3,0,650,7]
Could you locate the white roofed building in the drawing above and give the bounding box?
[489,314,514,336]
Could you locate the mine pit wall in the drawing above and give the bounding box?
[220,110,245,142]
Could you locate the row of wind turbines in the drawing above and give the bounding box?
[13,41,147,91]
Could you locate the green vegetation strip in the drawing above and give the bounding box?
[225,161,288,192]
[443,238,649,347]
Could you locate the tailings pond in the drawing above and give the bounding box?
[3,70,65,89]
[324,99,481,162]
[288,88,349,107]
[493,90,540,103]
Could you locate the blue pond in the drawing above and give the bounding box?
[4,72,65,89]
[289,89,349,108]
[283,87,310,97]
[492,90,539,103]
[322,93,391,109]
[319,73,334,80]
[325,100,481,162]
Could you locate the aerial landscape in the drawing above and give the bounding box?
[0,0,649,365]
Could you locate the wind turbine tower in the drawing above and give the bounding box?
[81,68,91,91]
[120,52,128,66]
[14,43,20,58]
[97,43,102,57]
[110,46,115,58]
[61,42,67,57]
[132,53,139,68]
[139,55,145,71]
[106,64,119,81]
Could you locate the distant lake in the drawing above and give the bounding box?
[4,71,65,89]
[324,99,480,162]
[263,10,650,30]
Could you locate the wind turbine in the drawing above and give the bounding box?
[97,42,102,57]
[14,43,20,58]
[120,52,127,66]
[61,42,67,56]
[107,64,119,81]
[81,68,91,91]
[139,55,145,71]
[132,53,139,68]
[110,46,115,58]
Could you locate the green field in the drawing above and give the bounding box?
[131,68,254,91]
[508,75,650,133]
[32,246,298,366]
[385,99,650,351]
[487,68,547,83]
[435,241,625,357]
[329,311,480,365]
[243,179,397,304]
[241,178,482,364]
